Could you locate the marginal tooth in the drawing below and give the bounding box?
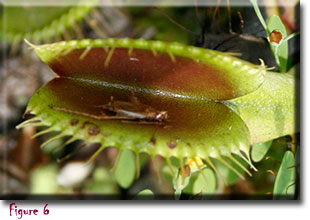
[63,136,78,146]
[41,133,66,148]
[205,157,227,185]
[229,155,252,176]
[24,38,38,50]
[239,151,258,172]
[151,47,157,56]
[31,127,54,139]
[128,45,134,56]
[62,46,75,56]
[104,46,115,68]
[51,136,78,154]
[218,156,245,180]
[16,118,41,129]
[79,46,92,60]
[56,143,85,163]
[167,50,176,63]
[86,145,105,165]
[27,122,45,128]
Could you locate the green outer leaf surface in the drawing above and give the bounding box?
[227,71,296,145]
[115,149,136,189]
[24,76,251,164]
[251,140,273,162]
[273,151,295,199]
[31,38,266,100]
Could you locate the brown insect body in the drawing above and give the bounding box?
[53,90,168,124]
[100,94,168,123]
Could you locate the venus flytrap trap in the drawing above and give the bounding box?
[15,36,296,197]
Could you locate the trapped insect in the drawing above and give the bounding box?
[52,89,168,124]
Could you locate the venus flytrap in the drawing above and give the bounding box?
[17,37,296,194]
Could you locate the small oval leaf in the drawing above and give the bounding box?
[183,168,216,195]
[251,140,273,162]
[115,149,136,189]
[273,151,295,199]
[134,189,154,200]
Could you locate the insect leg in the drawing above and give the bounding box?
[51,106,108,120]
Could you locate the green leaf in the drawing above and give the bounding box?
[133,189,154,200]
[267,15,287,37]
[267,15,288,72]
[115,149,136,189]
[273,151,296,199]
[182,168,216,195]
[250,0,267,30]
[251,140,273,162]
[250,0,296,72]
